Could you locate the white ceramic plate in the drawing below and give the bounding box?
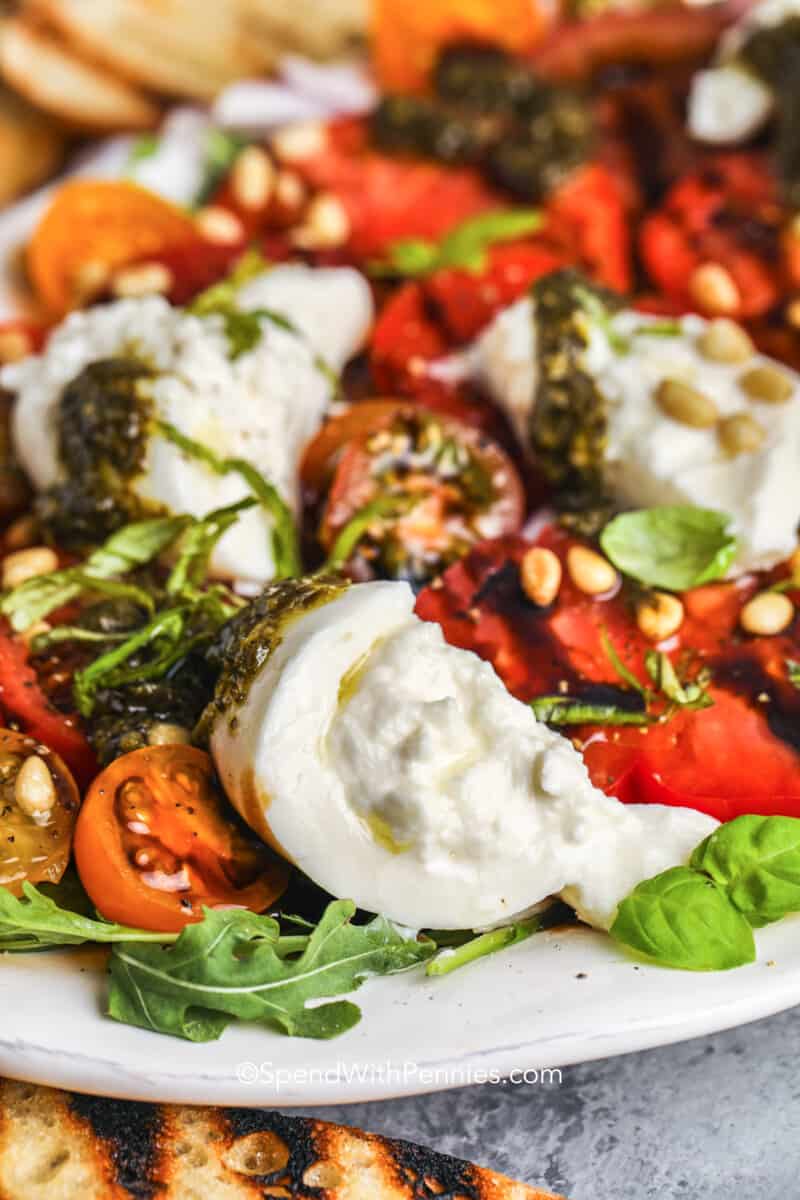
[1,916,798,1106]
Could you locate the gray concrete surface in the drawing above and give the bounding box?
[300,1005,800,1198]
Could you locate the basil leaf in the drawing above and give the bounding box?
[157,421,301,579]
[690,815,800,928]
[319,494,417,574]
[374,209,542,278]
[108,899,433,1042]
[645,651,713,711]
[0,882,173,952]
[600,506,738,591]
[166,498,256,597]
[530,696,650,726]
[0,515,189,632]
[610,866,755,970]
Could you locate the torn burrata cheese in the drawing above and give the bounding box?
[206,577,716,931]
[3,264,373,583]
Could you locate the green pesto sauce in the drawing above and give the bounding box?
[740,17,800,207]
[528,270,617,537]
[39,357,162,549]
[199,575,348,739]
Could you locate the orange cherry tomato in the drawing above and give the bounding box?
[73,745,289,932]
[27,180,199,316]
[0,728,80,896]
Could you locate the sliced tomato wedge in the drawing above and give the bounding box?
[73,745,290,932]
[0,631,96,786]
[639,154,784,319]
[416,528,800,820]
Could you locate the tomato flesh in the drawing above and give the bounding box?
[416,528,800,819]
[74,746,289,932]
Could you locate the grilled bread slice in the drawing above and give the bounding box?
[31,0,261,101]
[0,1078,562,1200]
[241,0,368,63]
[0,16,159,130]
[0,84,66,204]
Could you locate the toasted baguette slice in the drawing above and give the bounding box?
[0,16,158,130]
[0,1078,563,1200]
[32,0,260,101]
[242,0,368,62]
[0,84,66,204]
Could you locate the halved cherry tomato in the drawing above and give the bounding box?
[0,728,80,895]
[370,282,451,392]
[73,746,289,932]
[27,180,199,316]
[304,401,525,582]
[416,528,800,820]
[0,631,96,786]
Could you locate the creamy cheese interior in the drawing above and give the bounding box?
[468,298,800,575]
[210,580,716,931]
[3,264,373,583]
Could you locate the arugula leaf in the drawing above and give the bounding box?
[157,422,301,578]
[690,815,800,928]
[600,506,738,591]
[0,883,173,952]
[373,209,542,279]
[426,915,543,977]
[0,516,190,632]
[644,651,713,711]
[530,696,650,726]
[610,866,755,971]
[108,899,433,1042]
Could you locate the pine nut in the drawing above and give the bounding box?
[147,722,192,747]
[718,412,766,456]
[271,121,327,164]
[740,364,794,405]
[195,206,245,245]
[0,329,32,364]
[655,379,719,428]
[2,546,58,590]
[740,591,794,636]
[636,592,685,642]
[15,755,56,821]
[111,261,173,299]
[274,170,307,213]
[291,193,351,250]
[71,259,110,305]
[4,515,38,550]
[231,146,275,211]
[689,263,741,315]
[520,546,562,607]
[697,318,754,364]
[566,545,619,596]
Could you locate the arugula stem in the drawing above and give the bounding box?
[426,916,542,977]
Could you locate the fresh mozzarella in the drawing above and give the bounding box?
[687,64,774,145]
[687,0,800,144]
[466,297,800,575]
[3,266,372,582]
[209,579,716,931]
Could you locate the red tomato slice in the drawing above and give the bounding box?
[416,529,800,820]
[370,282,451,391]
[0,631,96,786]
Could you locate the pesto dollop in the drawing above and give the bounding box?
[199,575,348,736]
[740,17,800,206]
[529,270,617,535]
[39,357,159,548]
